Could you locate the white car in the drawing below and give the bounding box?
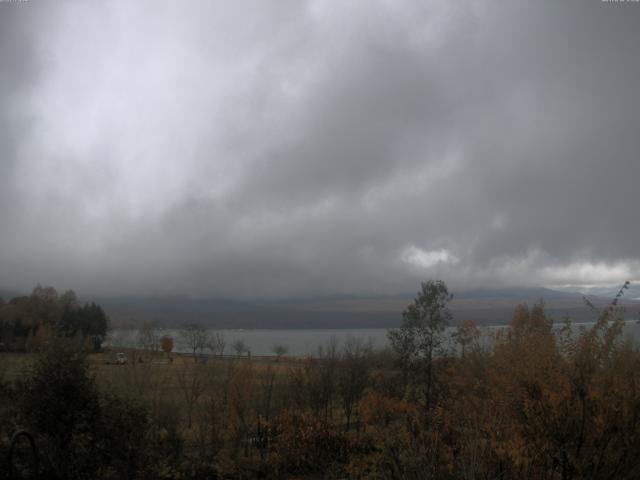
[107,352,127,365]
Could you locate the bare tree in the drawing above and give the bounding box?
[303,337,339,420]
[272,344,288,360]
[232,339,248,357]
[255,365,278,457]
[137,319,160,354]
[176,361,206,428]
[227,362,256,457]
[180,323,210,362]
[338,337,372,430]
[194,361,226,461]
[208,332,226,356]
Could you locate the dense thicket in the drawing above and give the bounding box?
[1,281,639,479]
[0,339,160,479]
[0,285,108,352]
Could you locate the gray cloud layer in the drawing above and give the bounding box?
[0,0,639,298]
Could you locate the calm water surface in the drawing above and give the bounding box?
[108,320,640,356]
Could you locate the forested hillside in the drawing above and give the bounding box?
[0,285,109,352]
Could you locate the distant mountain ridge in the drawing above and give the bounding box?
[89,286,639,329]
[455,287,584,300]
[554,284,640,301]
[2,285,636,328]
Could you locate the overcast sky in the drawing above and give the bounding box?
[0,0,639,298]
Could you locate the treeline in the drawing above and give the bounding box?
[1,280,640,479]
[0,285,108,352]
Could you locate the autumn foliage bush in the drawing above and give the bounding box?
[268,410,350,477]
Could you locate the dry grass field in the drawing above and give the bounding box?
[2,349,302,420]
[0,352,37,383]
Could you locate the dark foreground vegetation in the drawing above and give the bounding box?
[1,281,640,479]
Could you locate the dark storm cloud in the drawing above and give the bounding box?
[0,0,639,297]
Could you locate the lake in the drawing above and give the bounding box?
[108,320,640,357]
